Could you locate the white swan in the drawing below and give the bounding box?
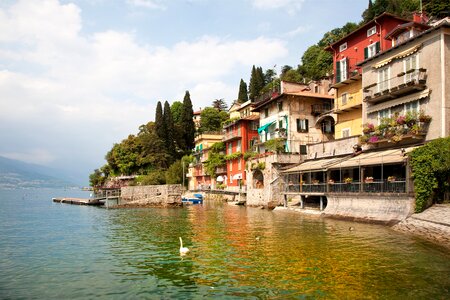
[179,237,189,254]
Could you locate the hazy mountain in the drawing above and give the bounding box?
[0,156,78,189]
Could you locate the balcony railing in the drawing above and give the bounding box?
[333,67,362,86]
[222,131,242,142]
[363,69,427,104]
[269,129,287,139]
[311,103,332,115]
[216,166,227,174]
[283,180,406,194]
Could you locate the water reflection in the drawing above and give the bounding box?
[105,202,450,298]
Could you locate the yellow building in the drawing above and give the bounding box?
[332,77,363,139]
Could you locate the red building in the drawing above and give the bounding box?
[326,13,414,84]
[222,101,259,190]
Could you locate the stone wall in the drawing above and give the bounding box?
[324,194,415,224]
[120,184,182,207]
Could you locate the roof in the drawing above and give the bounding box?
[325,12,411,51]
[358,18,450,67]
[193,110,202,115]
[252,91,333,112]
[385,21,431,40]
[328,147,416,170]
[282,156,347,174]
[241,114,259,121]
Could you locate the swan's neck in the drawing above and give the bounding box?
[179,237,183,248]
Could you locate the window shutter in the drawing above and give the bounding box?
[336,61,341,83]
[300,145,307,155]
[296,119,300,131]
[305,119,309,133]
[364,47,368,59]
[375,41,381,54]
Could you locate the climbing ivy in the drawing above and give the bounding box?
[409,137,450,212]
[265,138,285,153]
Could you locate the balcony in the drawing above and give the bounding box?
[222,131,242,142]
[283,180,406,194]
[269,129,287,140]
[331,68,362,88]
[216,166,227,174]
[311,103,332,115]
[363,69,427,104]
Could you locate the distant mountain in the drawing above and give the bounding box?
[0,156,77,189]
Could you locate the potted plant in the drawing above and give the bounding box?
[362,123,375,134]
[344,177,353,184]
[387,176,396,182]
[368,136,379,143]
[328,179,335,184]
[418,111,432,123]
[396,115,406,125]
[365,176,374,183]
[312,179,319,185]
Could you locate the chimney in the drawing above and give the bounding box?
[413,12,428,24]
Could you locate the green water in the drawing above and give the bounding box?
[0,189,449,299]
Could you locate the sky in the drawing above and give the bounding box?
[0,0,368,184]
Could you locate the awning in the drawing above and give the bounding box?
[282,157,346,174]
[232,173,242,180]
[257,121,275,134]
[367,89,429,114]
[374,45,421,69]
[329,147,416,169]
[216,176,224,182]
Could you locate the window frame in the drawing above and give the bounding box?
[342,128,351,138]
[339,42,347,52]
[297,118,309,133]
[367,42,378,58]
[341,92,348,106]
[377,66,390,92]
[367,26,377,37]
[339,58,348,81]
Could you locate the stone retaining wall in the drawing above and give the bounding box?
[324,194,415,224]
[120,184,182,207]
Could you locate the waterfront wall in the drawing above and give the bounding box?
[324,194,415,224]
[120,184,182,207]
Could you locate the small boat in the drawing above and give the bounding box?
[181,197,203,204]
[181,194,203,204]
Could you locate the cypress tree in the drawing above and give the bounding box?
[256,67,265,93]
[238,79,248,103]
[163,101,176,159]
[249,65,258,101]
[155,101,165,140]
[180,91,195,152]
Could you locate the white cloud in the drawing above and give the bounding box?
[0,0,288,169]
[126,0,166,10]
[251,0,305,15]
[284,25,311,38]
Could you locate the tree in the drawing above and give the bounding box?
[300,45,333,80]
[249,65,265,101]
[89,168,106,187]
[281,69,303,83]
[280,65,293,78]
[165,160,183,184]
[180,91,195,152]
[164,101,176,159]
[361,0,422,22]
[238,79,248,103]
[423,0,450,18]
[155,101,165,140]
[264,68,277,85]
[170,101,183,124]
[199,107,229,133]
[212,98,228,111]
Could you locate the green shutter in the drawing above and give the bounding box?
[364,47,368,59]
[305,119,309,133]
[336,61,341,83]
[375,41,380,54]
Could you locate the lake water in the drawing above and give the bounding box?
[0,189,449,299]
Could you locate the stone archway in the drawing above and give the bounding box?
[253,169,264,189]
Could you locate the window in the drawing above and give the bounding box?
[264,108,269,118]
[404,54,418,82]
[342,128,350,138]
[340,58,347,81]
[367,26,376,37]
[378,66,389,92]
[278,120,283,129]
[405,100,419,113]
[341,93,348,105]
[322,119,334,134]
[314,85,319,93]
[278,101,283,112]
[365,42,380,59]
[300,145,307,155]
[228,143,232,154]
[297,119,309,133]
[250,121,258,131]
[229,161,233,172]
[237,126,241,136]
[339,42,347,52]
[237,140,241,152]
[378,108,391,124]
